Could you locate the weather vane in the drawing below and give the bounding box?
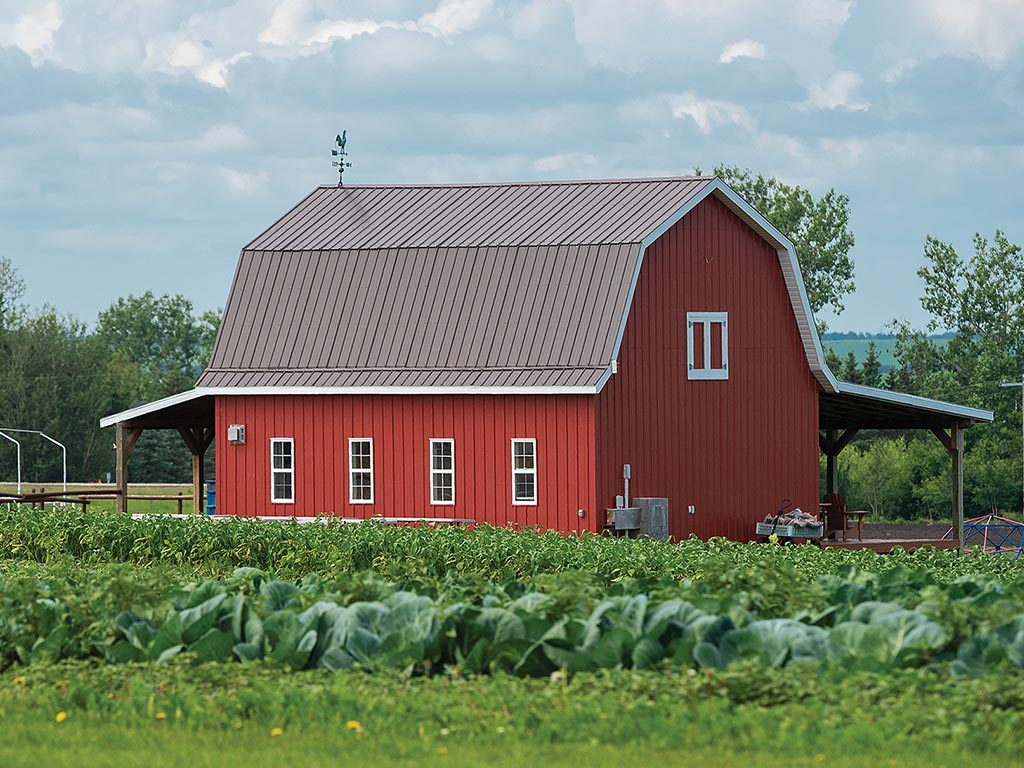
[331,131,352,185]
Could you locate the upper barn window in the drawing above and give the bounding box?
[687,312,728,380]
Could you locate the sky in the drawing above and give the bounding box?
[2,0,1024,333]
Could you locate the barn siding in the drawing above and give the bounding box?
[215,394,597,531]
[595,195,820,541]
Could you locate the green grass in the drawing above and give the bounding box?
[1,662,1020,767]
[0,483,197,515]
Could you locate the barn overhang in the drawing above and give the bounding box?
[100,389,215,515]
[818,381,993,553]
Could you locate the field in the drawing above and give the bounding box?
[2,509,1024,766]
[0,483,197,515]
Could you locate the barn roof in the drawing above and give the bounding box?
[198,176,836,394]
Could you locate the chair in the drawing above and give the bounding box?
[821,492,848,541]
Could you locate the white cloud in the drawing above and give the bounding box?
[803,71,869,111]
[220,167,269,196]
[719,39,765,63]
[669,93,754,134]
[419,0,492,37]
[533,152,597,173]
[914,0,1024,65]
[0,0,62,64]
[882,58,917,84]
[259,0,313,46]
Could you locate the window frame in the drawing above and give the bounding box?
[511,438,538,506]
[686,311,729,380]
[270,437,295,504]
[429,438,456,506]
[348,437,374,504]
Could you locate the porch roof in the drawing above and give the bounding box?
[820,381,993,431]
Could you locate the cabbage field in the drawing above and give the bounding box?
[2,508,1024,766]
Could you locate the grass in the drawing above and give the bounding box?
[0,483,198,515]
[1,662,1020,767]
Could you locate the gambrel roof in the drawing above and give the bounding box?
[198,176,837,394]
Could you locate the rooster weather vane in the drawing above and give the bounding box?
[331,131,352,185]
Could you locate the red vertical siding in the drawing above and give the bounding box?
[214,394,597,531]
[595,195,819,541]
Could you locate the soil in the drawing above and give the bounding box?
[861,522,952,540]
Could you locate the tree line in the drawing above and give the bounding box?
[0,259,218,484]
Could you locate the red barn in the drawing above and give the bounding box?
[102,177,990,542]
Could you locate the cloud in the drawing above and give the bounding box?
[913,0,1024,66]
[720,39,765,64]
[803,71,868,111]
[669,93,754,134]
[533,152,597,173]
[0,0,62,64]
[220,167,269,196]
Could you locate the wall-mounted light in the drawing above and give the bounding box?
[227,424,246,445]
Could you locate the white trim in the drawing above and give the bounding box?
[686,311,728,381]
[270,438,295,504]
[99,389,212,428]
[429,438,455,506]
[834,381,993,422]
[610,177,839,394]
[99,385,599,427]
[511,438,538,506]
[348,437,374,504]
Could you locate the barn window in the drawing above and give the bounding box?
[430,439,455,505]
[687,311,729,380]
[511,439,537,505]
[270,438,295,503]
[348,438,374,504]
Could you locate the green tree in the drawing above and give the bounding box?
[861,340,882,388]
[844,438,913,519]
[96,292,220,402]
[711,165,856,317]
[841,351,861,384]
[0,256,25,330]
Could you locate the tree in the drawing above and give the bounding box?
[861,340,882,388]
[711,165,856,317]
[96,292,220,402]
[841,351,861,384]
[0,256,25,330]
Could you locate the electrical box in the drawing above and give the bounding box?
[227,424,246,445]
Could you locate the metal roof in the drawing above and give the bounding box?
[198,176,834,393]
[820,381,993,430]
[245,177,712,251]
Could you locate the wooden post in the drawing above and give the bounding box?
[825,429,837,496]
[952,422,964,555]
[114,423,142,514]
[178,426,215,515]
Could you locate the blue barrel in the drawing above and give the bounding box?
[205,479,216,515]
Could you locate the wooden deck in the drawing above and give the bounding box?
[821,538,957,553]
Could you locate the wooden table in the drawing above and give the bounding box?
[846,510,868,541]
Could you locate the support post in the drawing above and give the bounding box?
[114,423,142,514]
[178,426,214,515]
[952,422,964,555]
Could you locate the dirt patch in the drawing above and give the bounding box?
[862,522,951,540]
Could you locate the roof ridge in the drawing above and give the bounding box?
[314,175,713,191]
[242,241,641,253]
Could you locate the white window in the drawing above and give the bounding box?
[511,439,537,505]
[430,439,455,505]
[349,438,374,504]
[687,311,728,380]
[270,438,294,503]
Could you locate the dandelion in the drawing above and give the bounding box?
[270,727,283,737]
[155,712,167,721]
[13,676,25,685]
[346,720,363,733]
[496,726,506,734]
[55,712,67,723]
[814,755,825,763]
[437,746,448,757]
[439,727,450,736]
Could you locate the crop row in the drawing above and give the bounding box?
[2,507,1023,582]
[3,563,1024,677]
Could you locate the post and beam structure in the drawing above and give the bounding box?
[930,423,965,554]
[177,425,215,515]
[114,423,143,514]
[819,428,859,496]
